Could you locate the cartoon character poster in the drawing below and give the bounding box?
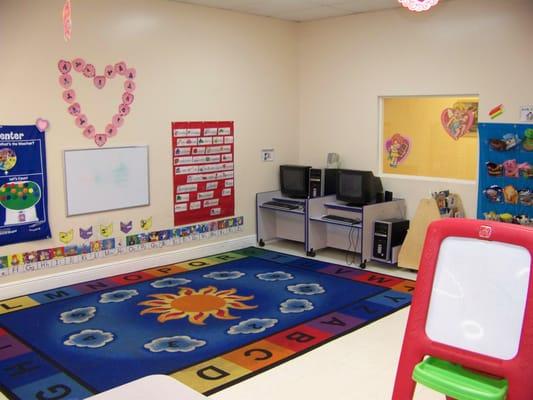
[0,124,51,245]
[441,103,477,140]
[385,133,411,167]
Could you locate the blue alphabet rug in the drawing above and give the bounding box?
[0,247,414,398]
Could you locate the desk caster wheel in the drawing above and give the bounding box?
[258,239,265,247]
[306,249,316,257]
[359,262,366,269]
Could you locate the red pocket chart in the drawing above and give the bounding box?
[172,121,235,226]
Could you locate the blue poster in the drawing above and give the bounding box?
[0,125,51,245]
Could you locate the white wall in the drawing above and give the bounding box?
[0,0,298,278]
[298,0,533,218]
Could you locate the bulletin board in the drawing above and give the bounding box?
[64,146,150,216]
[381,96,478,180]
[172,121,234,226]
[0,125,51,245]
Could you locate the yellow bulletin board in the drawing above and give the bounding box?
[381,96,479,181]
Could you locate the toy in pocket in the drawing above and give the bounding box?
[489,133,521,151]
[483,210,532,226]
[486,162,503,176]
[514,214,531,225]
[483,185,503,203]
[499,212,513,223]
[518,188,532,206]
[503,185,519,204]
[503,159,519,177]
[523,128,533,151]
[483,210,499,221]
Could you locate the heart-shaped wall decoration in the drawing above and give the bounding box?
[35,118,49,132]
[441,107,474,140]
[385,133,411,167]
[57,58,136,147]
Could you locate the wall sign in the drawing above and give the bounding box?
[0,124,51,245]
[172,121,235,226]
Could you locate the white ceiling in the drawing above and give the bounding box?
[170,0,408,22]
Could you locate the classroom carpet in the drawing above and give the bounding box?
[0,247,415,399]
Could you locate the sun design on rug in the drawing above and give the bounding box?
[138,286,257,325]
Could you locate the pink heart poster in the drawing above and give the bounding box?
[441,107,474,140]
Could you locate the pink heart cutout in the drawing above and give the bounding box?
[441,108,474,140]
[35,118,49,132]
[94,134,108,147]
[58,58,136,146]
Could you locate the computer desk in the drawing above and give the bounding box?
[307,195,406,267]
[256,190,307,249]
[256,191,407,268]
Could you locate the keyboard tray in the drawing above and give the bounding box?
[322,214,360,224]
[263,201,299,210]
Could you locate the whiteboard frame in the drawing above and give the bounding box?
[63,146,150,216]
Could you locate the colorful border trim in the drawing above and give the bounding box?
[0,216,244,277]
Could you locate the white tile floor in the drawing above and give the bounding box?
[209,240,443,400]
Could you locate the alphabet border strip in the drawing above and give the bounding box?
[0,216,244,277]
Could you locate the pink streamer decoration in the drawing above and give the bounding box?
[63,0,72,41]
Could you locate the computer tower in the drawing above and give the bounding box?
[372,218,410,263]
[309,168,323,198]
[324,168,338,196]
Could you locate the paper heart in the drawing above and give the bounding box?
[441,107,474,140]
[58,58,136,146]
[94,134,108,147]
[385,133,411,167]
[35,118,49,132]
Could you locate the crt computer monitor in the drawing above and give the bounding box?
[336,169,382,206]
[280,165,311,198]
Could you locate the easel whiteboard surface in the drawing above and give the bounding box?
[64,146,150,216]
[426,236,531,360]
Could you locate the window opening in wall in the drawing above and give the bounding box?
[380,95,479,181]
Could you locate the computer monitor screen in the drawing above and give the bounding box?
[280,165,311,198]
[336,169,381,206]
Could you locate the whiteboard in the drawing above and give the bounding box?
[425,236,530,360]
[64,146,150,216]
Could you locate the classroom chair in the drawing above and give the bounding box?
[392,219,533,400]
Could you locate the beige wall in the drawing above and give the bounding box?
[298,0,533,218]
[1,0,531,281]
[0,0,298,277]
